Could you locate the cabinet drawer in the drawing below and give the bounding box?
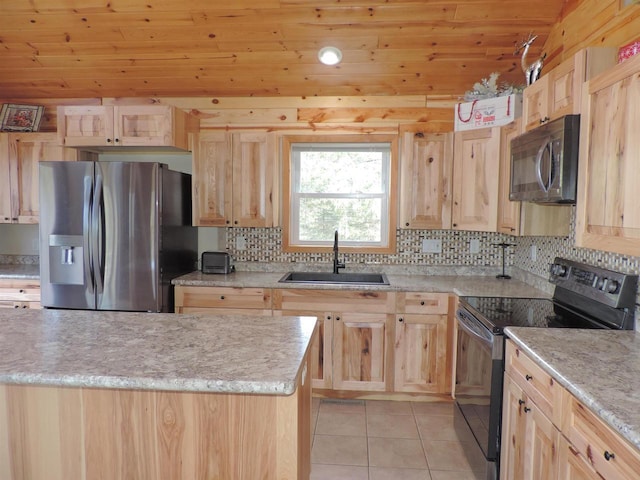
[505,340,562,425]
[563,394,640,479]
[396,292,448,314]
[273,289,395,313]
[175,286,271,310]
[0,280,41,302]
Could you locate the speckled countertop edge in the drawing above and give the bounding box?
[0,264,40,279]
[0,310,317,396]
[172,270,551,298]
[505,327,640,450]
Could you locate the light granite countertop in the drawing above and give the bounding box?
[0,264,40,280]
[505,327,640,451]
[0,309,316,395]
[173,270,551,298]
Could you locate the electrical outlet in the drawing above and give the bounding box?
[469,239,480,254]
[235,235,247,251]
[422,239,442,253]
[530,244,537,261]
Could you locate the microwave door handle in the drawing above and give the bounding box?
[535,141,551,192]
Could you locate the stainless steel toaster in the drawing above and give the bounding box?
[201,251,235,274]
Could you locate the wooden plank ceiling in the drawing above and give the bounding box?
[0,0,567,99]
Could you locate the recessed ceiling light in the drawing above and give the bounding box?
[318,46,342,66]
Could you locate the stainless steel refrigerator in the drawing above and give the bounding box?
[39,161,197,312]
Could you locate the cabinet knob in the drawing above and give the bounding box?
[106,138,112,143]
[604,451,615,461]
[220,295,225,300]
[525,374,533,381]
[335,316,341,321]
[398,317,404,323]
[518,399,525,406]
[234,220,238,225]
[114,138,120,143]
[405,222,410,227]
[524,407,531,413]
[13,305,19,309]
[453,223,458,228]
[326,316,331,320]
[19,289,25,293]
[420,301,425,306]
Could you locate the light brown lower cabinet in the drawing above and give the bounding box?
[176,285,453,395]
[274,288,396,393]
[0,359,311,480]
[0,279,41,309]
[502,340,640,480]
[501,374,560,480]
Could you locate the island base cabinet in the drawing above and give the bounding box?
[0,361,312,480]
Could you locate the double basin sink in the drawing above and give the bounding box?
[278,271,389,285]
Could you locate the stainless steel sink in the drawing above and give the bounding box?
[278,271,389,285]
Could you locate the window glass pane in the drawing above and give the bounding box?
[299,150,384,194]
[298,197,382,243]
[289,140,392,249]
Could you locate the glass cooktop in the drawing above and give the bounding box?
[460,296,605,332]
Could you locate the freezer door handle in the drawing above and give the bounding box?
[92,173,104,295]
[83,176,94,294]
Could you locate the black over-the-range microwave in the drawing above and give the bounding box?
[509,114,580,204]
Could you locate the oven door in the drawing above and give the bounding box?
[454,307,504,463]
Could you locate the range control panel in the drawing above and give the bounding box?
[549,257,638,309]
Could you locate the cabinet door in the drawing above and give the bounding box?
[0,134,13,222]
[9,133,78,223]
[57,105,115,146]
[394,313,447,393]
[191,132,232,226]
[276,308,332,390]
[114,105,183,148]
[524,400,559,480]
[231,132,276,227]
[558,436,601,480]
[548,55,577,119]
[575,55,640,257]
[501,375,527,480]
[399,131,453,229]
[497,119,522,234]
[452,127,500,231]
[522,75,550,131]
[332,312,391,392]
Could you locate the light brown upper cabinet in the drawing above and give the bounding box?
[576,54,640,257]
[452,127,501,231]
[0,133,77,224]
[399,130,453,229]
[522,48,616,132]
[57,105,195,150]
[192,131,277,227]
[497,119,571,236]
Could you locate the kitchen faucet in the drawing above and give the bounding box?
[333,230,346,274]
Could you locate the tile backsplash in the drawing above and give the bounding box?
[226,227,515,268]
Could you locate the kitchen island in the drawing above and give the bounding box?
[0,309,316,480]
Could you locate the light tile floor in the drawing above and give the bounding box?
[311,398,486,480]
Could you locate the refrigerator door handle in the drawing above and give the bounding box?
[83,176,95,293]
[92,172,104,295]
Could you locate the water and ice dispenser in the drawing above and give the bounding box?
[48,234,84,285]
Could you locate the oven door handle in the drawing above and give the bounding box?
[456,309,503,359]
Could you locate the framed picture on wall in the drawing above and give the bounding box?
[0,103,44,132]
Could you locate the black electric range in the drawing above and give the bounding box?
[453,257,638,480]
